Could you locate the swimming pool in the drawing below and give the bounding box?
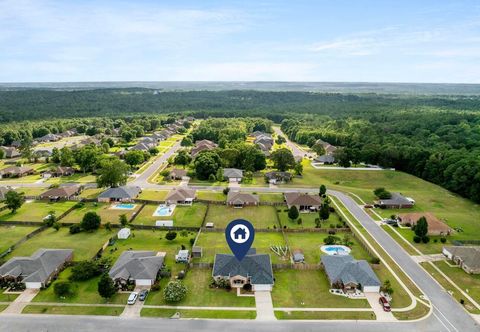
[321,245,351,256]
[111,203,137,210]
[152,204,176,217]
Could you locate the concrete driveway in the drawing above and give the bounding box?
[120,287,150,318]
[2,289,39,314]
[364,292,395,322]
[254,291,275,321]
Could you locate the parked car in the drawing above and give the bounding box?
[379,296,391,312]
[139,289,149,301]
[127,292,138,305]
[384,219,397,225]
[364,204,373,208]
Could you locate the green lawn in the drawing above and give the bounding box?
[195,231,287,264]
[6,227,113,261]
[141,308,256,319]
[275,311,375,320]
[204,205,279,229]
[78,188,103,199]
[45,173,96,184]
[0,292,19,302]
[0,201,77,222]
[32,267,129,305]
[14,187,46,196]
[272,270,370,308]
[382,225,446,255]
[278,210,344,229]
[285,232,372,264]
[23,305,123,316]
[0,304,8,312]
[134,203,207,227]
[61,202,141,224]
[197,191,226,201]
[137,190,169,201]
[258,193,285,203]
[0,225,40,253]
[145,268,255,307]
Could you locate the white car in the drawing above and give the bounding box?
[127,292,138,305]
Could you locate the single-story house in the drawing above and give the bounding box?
[97,186,142,202]
[0,249,73,289]
[399,212,452,236]
[117,228,131,239]
[227,191,259,208]
[39,185,82,201]
[175,250,189,263]
[264,171,292,184]
[212,251,274,292]
[0,146,21,158]
[36,133,60,143]
[0,166,34,179]
[191,140,218,157]
[284,192,322,212]
[34,148,53,158]
[315,139,337,155]
[315,154,335,164]
[0,186,13,201]
[165,186,196,205]
[321,255,381,293]
[130,142,155,152]
[442,246,480,274]
[109,251,165,287]
[169,168,187,180]
[223,168,243,182]
[376,193,415,209]
[42,166,75,178]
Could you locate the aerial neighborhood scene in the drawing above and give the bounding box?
[1,1,480,332]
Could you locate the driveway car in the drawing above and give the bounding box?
[127,292,138,305]
[139,289,149,301]
[379,296,391,312]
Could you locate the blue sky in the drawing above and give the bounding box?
[1,0,480,82]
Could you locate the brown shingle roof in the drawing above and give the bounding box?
[284,192,322,207]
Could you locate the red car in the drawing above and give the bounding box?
[379,296,391,312]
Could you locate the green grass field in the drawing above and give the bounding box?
[61,202,141,224]
[32,267,129,305]
[134,203,207,227]
[194,231,287,264]
[0,225,40,253]
[145,268,255,307]
[6,227,113,261]
[0,292,19,302]
[258,193,285,203]
[78,188,103,199]
[197,191,226,201]
[272,270,370,308]
[205,205,279,229]
[137,190,169,201]
[23,305,123,316]
[0,201,77,222]
[141,308,256,319]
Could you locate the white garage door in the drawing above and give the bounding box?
[363,286,380,293]
[253,284,272,292]
[136,279,153,286]
[25,282,42,289]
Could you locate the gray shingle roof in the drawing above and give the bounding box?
[227,191,259,205]
[321,255,380,288]
[98,186,141,200]
[378,192,412,206]
[165,186,196,202]
[444,246,480,270]
[0,249,73,284]
[223,168,243,178]
[109,251,164,281]
[213,253,274,285]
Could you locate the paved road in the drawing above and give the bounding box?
[330,190,478,332]
[272,126,306,159]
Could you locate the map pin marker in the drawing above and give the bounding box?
[225,219,255,262]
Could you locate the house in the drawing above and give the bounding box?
[223,168,243,182]
[191,140,218,157]
[321,255,381,293]
[175,250,189,263]
[315,139,337,156]
[315,154,335,165]
[284,192,322,212]
[442,246,480,274]
[165,186,196,205]
[399,212,452,236]
[39,185,82,201]
[212,251,274,291]
[109,251,165,286]
[130,142,155,152]
[227,191,259,208]
[0,146,21,158]
[192,246,202,258]
[97,186,142,202]
[34,148,53,158]
[117,228,131,239]
[376,193,415,209]
[42,166,75,178]
[264,171,292,184]
[36,133,60,143]
[0,186,13,201]
[169,168,187,180]
[0,166,34,179]
[0,249,73,289]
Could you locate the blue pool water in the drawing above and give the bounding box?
[321,245,351,256]
[113,203,136,210]
[153,204,175,217]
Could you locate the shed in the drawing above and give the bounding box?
[117,228,131,239]
[192,246,202,258]
[175,250,189,263]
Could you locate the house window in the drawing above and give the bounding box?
[233,279,244,285]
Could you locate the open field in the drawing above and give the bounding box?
[0,201,77,222]
[272,269,370,308]
[204,205,279,229]
[0,225,40,253]
[197,191,226,201]
[285,232,372,264]
[32,267,129,305]
[23,305,123,316]
[134,203,207,227]
[274,310,375,320]
[145,268,255,307]
[258,193,284,203]
[278,210,344,229]
[141,308,256,319]
[61,202,141,224]
[195,231,288,264]
[6,227,113,261]
[137,190,169,201]
[45,173,96,184]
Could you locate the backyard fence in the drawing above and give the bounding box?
[0,225,48,258]
[129,203,146,223]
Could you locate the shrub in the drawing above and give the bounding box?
[97,273,116,299]
[336,224,343,228]
[243,283,252,292]
[434,239,438,243]
[223,188,230,195]
[74,202,85,209]
[69,224,81,234]
[323,235,340,245]
[288,206,299,220]
[81,212,101,231]
[329,224,335,228]
[54,281,75,298]
[208,173,216,182]
[297,218,302,225]
[165,231,177,241]
[159,267,171,278]
[371,257,381,264]
[422,236,430,244]
[405,222,412,228]
[413,236,421,243]
[52,222,60,231]
[177,270,186,280]
[328,207,335,213]
[328,230,336,235]
[163,281,187,303]
[151,283,161,292]
[189,238,195,246]
[440,237,447,243]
